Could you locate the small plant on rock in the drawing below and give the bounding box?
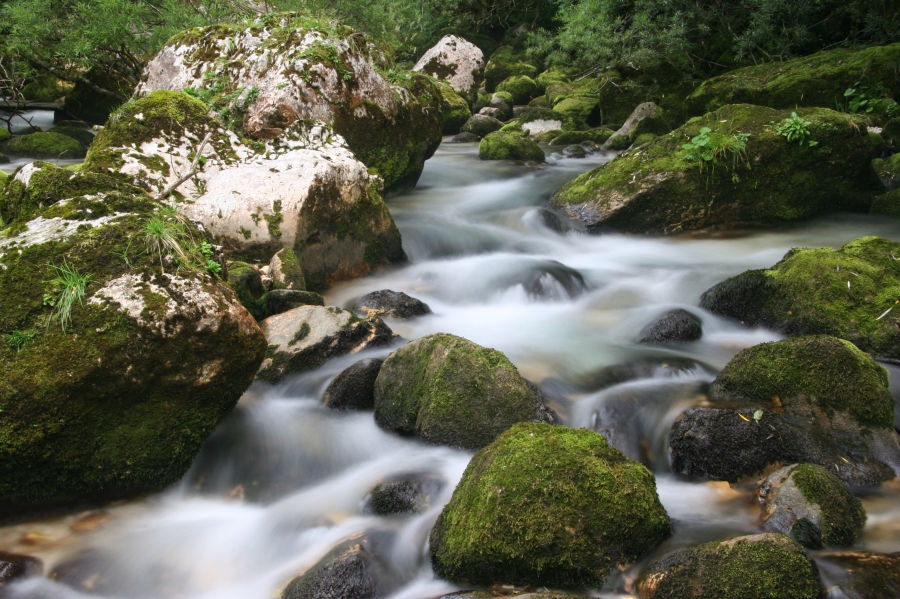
[678,127,750,175]
[775,112,818,147]
[839,84,875,114]
[5,328,37,352]
[46,260,91,332]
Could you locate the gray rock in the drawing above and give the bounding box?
[281,544,379,599]
[412,35,485,100]
[562,144,586,158]
[352,290,432,319]
[322,358,384,411]
[461,114,503,138]
[603,102,660,149]
[637,309,702,344]
[815,551,900,599]
[0,153,8,164]
[449,132,480,143]
[365,474,444,515]
[0,551,42,585]
[264,289,325,316]
[477,107,503,119]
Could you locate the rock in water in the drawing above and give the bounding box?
[282,543,380,599]
[139,14,442,192]
[365,474,444,515]
[322,358,384,411]
[0,551,43,585]
[700,236,900,360]
[258,306,394,383]
[757,464,866,548]
[479,132,545,162]
[602,102,661,149]
[438,83,472,135]
[374,334,555,450]
[637,534,821,599]
[669,335,900,485]
[430,422,671,587]
[352,290,432,319]
[413,35,485,102]
[815,551,900,599]
[552,105,881,234]
[264,289,325,317]
[0,161,266,518]
[5,132,85,159]
[637,309,702,344]
[461,114,503,137]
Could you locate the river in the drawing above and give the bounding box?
[2,137,899,599]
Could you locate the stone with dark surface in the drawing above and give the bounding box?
[637,309,702,344]
[448,132,480,143]
[461,114,503,138]
[816,551,900,599]
[562,144,586,158]
[352,290,432,319]
[264,289,325,316]
[365,474,444,515]
[282,543,380,599]
[322,358,384,411]
[0,552,43,586]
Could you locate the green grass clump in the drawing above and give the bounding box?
[45,260,91,332]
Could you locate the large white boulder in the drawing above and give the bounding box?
[413,35,484,100]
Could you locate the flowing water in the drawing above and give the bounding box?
[1,110,91,174]
[2,139,900,599]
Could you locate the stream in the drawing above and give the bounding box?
[2,137,900,599]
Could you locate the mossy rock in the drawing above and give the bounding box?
[553,96,600,126]
[0,170,8,187]
[21,77,73,102]
[759,463,866,548]
[496,75,537,104]
[373,334,554,450]
[461,114,503,138]
[687,43,900,120]
[439,83,472,135]
[873,152,900,191]
[883,118,900,148]
[479,132,545,162]
[549,129,614,145]
[0,163,266,518]
[632,133,657,146]
[227,261,266,320]
[483,46,538,93]
[0,129,10,144]
[535,66,573,95]
[50,127,95,148]
[552,104,881,234]
[637,533,821,599]
[430,422,672,587]
[528,95,550,108]
[6,132,85,159]
[871,189,900,217]
[604,133,632,151]
[700,237,900,360]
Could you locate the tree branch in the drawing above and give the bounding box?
[27,57,130,102]
[154,133,213,202]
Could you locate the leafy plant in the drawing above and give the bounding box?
[46,260,91,332]
[678,127,751,175]
[775,112,818,147]
[185,240,223,276]
[5,328,37,352]
[838,84,875,114]
[110,237,136,268]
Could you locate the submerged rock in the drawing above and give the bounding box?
[637,309,702,344]
[258,306,394,383]
[562,144,586,158]
[669,336,900,485]
[374,333,555,450]
[282,543,380,599]
[413,35,485,101]
[365,474,444,515]
[322,358,384,411]
[700,236,900,360]
[5,131,85,159]
[461,114,503,138]
[430,422,672,587]
[479,132,545,162]
[637,533,821,599]
[449,132,481,143]
[351,289,432,319]
[552,105,881,234]
[757,463,866,548]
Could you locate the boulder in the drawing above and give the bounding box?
[365,474,443,515]
[269,248,306,291]
[479,132,545,162]
[430,422,671,587]
[552,105,882,234]
[816,551,900,599]
[637,309,702,344]
[139,14,442,191]
[351,289,432,319]
[5,132,85,159]
[439,83,472,135]
[475,92,513,120]
[257,306,394,383]
[322,358,384,411]
[0,162,266,518]
[50,126,95,148]
[637,534,821,599]
[477,107,503,119]
[687,43,900,120]
[496,75,537,104]
[699,236,900,360]
[0,551,43,585]
[872,189,900,217]
[449,132,480,143]
[282,543,380,599]
[669,336,900,485]
[562,144,586,158]
[544,77,601,125]
[603,102,662,149]
[264,289,325,316]
[85,91,406,292]
[549,129,614,146]
[758,463,866,548]
[413,35,485,101]
[228,261,266,319]
[483,46,537,93]
[873,153,900,191]
[461,114,503,137]
[373,334,555,450]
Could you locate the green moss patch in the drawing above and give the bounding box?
[790,463,866,546]
[6,132,85,159]
[496,75,537,104]
[479,131,545,161]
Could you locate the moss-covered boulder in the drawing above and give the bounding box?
[552,105,881,234]
[461,114,502,138]
[758,464,866,548]
[637,533,821,599]
[479,131,545,162]
[496,75,537,104]
[700,237,900,359]
[268,247,306,291]
[22,76,73,102]
[5,132,85,159]
[373,334,555,450]
[687,43,900,120]
[483,46,538,93]
[430,422,671,587]
[86,91,406,292]
[0,162,266,518]
[549,128,614,145]
[871,189,900,217]
[816,551,900,599]
[49,126,95,148]
[669,335,900,485]
[257,305,394,383]
[139,14,442,192]
[0,128,10,144]
[873,153,900,191]
[413,35,485,102]
[439,83,472,135]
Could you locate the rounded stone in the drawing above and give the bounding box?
[322,358,384,411]
[637,309,703,344]
[352,289,432,319]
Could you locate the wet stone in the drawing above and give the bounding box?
[449,132,481,143]
[637,309,703,344]
[322,358,384,411]
[264,289,325,316]
[364,474,444,515]
[352,290,432,319]
[0,551,43,586]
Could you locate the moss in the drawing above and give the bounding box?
[528,95,550,108]
[461,115,502,137]
[552,104,880,234]
[430,422,671,587]
[438,83,472,135]
[496,75,537,104]
[535,66,574,95]
[883,118,900,148]
[873,152,900,190]
[553,96,600,126]
[484,46,538,93]
[632,133,657,146]
[604,133,632,150]
[788,463,866,546]
[6,132,85,159]
[373,333,548,450]
[21,76,73,102]
[479,132,545,161]
[871,188,900,217]
[51,127,95,148]
[700,236,900,360]
[0,128,10,144]
[638,534,821,599]
[688,43,900,119]
[270,247,306,290]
